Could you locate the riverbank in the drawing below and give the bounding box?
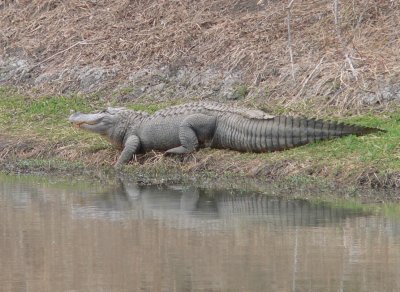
[0,87,399,196]
[1,1,400,196]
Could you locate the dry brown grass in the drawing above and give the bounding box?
[1,0,399,110]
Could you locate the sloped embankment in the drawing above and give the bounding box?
[0,1,399,191]
[1,0,400,111]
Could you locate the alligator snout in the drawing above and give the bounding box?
[68,112,82,123]
[68,112,105,127]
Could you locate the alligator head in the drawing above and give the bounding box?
[68,107,131,146]
[69,107,125,134]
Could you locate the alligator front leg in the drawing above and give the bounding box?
[115,135,140,168]
[166,114,216,154]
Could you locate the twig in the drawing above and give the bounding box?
[295,56,325,99]
[345,53,358,80]
[287,0,295,8]
[332,0,358,81]
[333,0,339,25]
[15,40,97,84]
[286,0,295,81]
[27,40,95,73]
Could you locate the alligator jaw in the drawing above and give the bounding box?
[73,122,93,129]
[68,112,105,132]
[71,120,99,128]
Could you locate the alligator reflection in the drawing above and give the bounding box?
[2,176,400,291]
[71,180,365,228]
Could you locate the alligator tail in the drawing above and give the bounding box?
[212,116,384,152]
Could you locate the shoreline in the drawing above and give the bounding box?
[0,87,399,197]
[1,139,399,201]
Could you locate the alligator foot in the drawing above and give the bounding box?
[165,146,193,154]
[114,162,123,170]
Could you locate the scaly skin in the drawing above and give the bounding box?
[69,102,383,167]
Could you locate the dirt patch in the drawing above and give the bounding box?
[1,1,400,110]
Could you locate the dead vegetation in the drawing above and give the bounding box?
[1,0,400,111]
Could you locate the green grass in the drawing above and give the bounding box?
[235,110,399,175]
[277,133,389,167]
[0,88,170,144]
[0,88,91,133]
[0,86,399,189]
[233,84,250,99]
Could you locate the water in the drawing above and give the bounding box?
[1,176,400,292]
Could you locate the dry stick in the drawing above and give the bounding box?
[333,0,339,25]
[286,0,296,81]
[26,40,95,73]
[295,56,325,99]
[345,53,358,80]
[333,0,357,81]
[16,40,98,85]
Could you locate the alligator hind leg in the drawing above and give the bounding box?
[166,114,217,154]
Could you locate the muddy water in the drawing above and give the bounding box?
[0,176,400,292]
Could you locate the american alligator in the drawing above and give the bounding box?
[69,101,382,167]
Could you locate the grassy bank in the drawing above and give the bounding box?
[0,87,399,194]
